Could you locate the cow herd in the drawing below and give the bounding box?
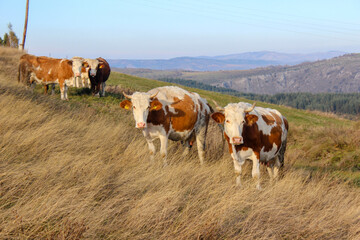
[17,55,289,189]
[18,54,111,99]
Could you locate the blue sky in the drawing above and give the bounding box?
[1,0,360,59]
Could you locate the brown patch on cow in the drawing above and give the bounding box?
[270,112,283,125]
[245,114,258,126]
[211,112,225,124]
[224,132,233,154]
[150,99,162,111]
[147,101,170,133]
[120,100,132,110]
[168,95,198,132]
[262,114,275,125]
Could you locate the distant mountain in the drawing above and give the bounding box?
[114,53,360,94]
[108,51,346,71]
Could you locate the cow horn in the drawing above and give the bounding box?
[150,91,158,99]
[245,102,256,113]
[212,100,224,111]
[123,91,132,99]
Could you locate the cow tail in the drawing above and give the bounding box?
[278,138,287,168]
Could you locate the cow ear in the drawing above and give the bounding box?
[68,60,73,66]
[120,100,132,110]
[150,99,162,111]
[245,114,258,126]
[211,112,225,124]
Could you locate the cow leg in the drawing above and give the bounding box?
[250,152,261,190]
[60,83,65,100]
[273,156,281,180]
[266,164,274,181]
[51,84,55,95]
[159,135,168,167]
[196,124,208,165]
[91,82,96,95]
[82,77,86,88]
[101,82,106,97]
[231,145,245,187]
[64,84,69,100]
[146,138,156,163]
[44,85,48,94]
[233,159,243,187]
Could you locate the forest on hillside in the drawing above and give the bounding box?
[159,78,360,116]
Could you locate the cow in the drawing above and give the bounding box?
[120,86,212,166]
[85,57,111,97]
[211,101,288,189]
[18,54,84,99]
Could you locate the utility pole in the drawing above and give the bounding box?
[21,0,29,50]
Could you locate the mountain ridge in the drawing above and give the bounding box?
[114,53,360,94]
[108,51,346,71]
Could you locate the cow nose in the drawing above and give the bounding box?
[76,73,81,77]
[232,137,243,144]
[136,122,146,129]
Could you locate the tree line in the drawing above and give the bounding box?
[159,78,360,116]
[0,23,19,48]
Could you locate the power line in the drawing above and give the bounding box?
[121,0,360,43]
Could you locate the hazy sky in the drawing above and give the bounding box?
[1,0,360,59]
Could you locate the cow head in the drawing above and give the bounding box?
[120,91,162,129]
[71,57,84,78]
[84,58,100,77]
[211,101,257,145]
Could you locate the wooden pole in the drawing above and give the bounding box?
[21,0,29,50]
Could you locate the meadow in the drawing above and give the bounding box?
[0,47,359,239]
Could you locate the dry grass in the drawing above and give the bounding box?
[0,47,359,239]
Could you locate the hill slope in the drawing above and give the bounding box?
[116,53,360,94]
[0,47,359,239]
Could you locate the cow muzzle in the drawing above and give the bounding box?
[232,137,243,145]
[75,73,81,77]
[136,122,146,129]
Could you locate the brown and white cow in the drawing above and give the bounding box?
[120,86,212,165]
[18,54,84,99]
[71,56,90,88]
[211,101,288,189]
[86,57,111,97]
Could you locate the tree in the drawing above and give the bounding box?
[8,23,19,48]
[3,33,10,47]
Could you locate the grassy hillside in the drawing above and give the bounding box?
[0,47,359,239]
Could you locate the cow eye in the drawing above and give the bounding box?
[226,120,230,123]
[133,106,136,109]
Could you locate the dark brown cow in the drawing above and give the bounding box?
[120,86,212,166]
[18,54,83,100]
[211,102,288,189]
[86,57,111,97]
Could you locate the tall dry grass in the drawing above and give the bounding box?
[0,47,359,239]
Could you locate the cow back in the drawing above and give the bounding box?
[147,86,211,137]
